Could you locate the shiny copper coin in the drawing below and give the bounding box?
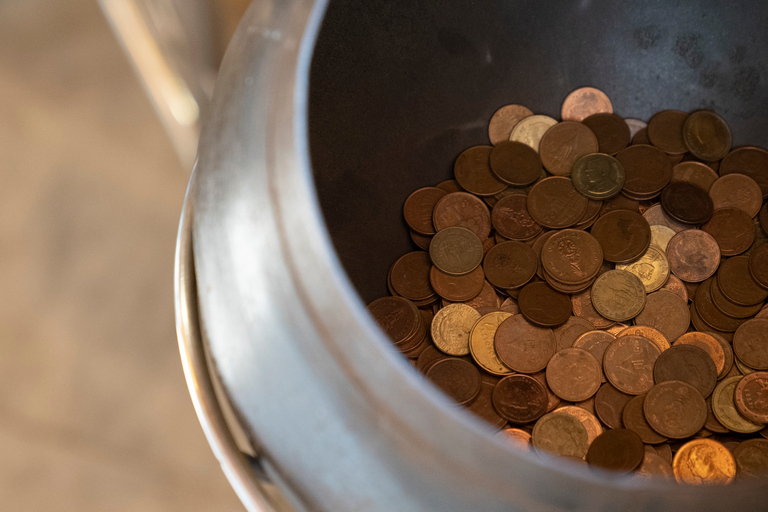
[586,429,644,473]
[571,289,614,329]
[488,104,533,145]
[654,345,718,398]
[582,113,631,155]
[390,251,435,301]
[603,335,661,395]
[642,203,690,233]
[491,193,543,240]
[489,141,543,187]
[590,210,651,263]
[403,187,447,236]
[694,279,746,333]
[719,146,768,199]
[432,192,492,239]
[540,229,603,285]
[734,372,768,424]
[732,438,768,479]
[710,276,763,319]
[682,110,732,161]
[509,114,558,152]
[571,153,626,200]
[750,244,768,289]
[644,380,707,438]
[675,331,727,377]
[429,265,485,302]
[429,227,484,276]
[526,177,589,229]
[634,290,690,342]
[717,256,768,306]
[454,145,508,196]
[367,296,421,345]
[661,182,714,224]
[594,382,632,429]
[538,121,599,176]
[518,282,572,327]
[590,270,647,322]
[494,314,556,373]
[647,110,689,154]
[482,241,538,290]
[545,348,601,401]
[672,439,736,484]
[671,161,719,192]
[532,412,589,459]
[553,316,595,352]
[733,319,768,371]
[666,230,721,282]
[425,358,481,405]
[561,86,613,122]
[702,208,756,256]
[492,374,548,424]
[616,145,673,198]
[623,395,668,444]
[709,174,763,218]
[467,378,507,430]
[616,325,671,354]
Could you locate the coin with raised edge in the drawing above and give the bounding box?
[488,104,533,145]
[467,377,507,429]
[644,380,707,438]
[709,174,763,218]
[671,161,719,192]
[682,110,732,161]
[432,192,492,239]
[643,204,690,233]
[489,141,542,186]
[647,110,689,154]
[590,210,651,263]
[673,439,736,485]
[532,411,589,458]
[732,438,768,479]
[538,122,599,176]
[622,394,668,444]
[482,241,538,290]
[616,245,669,293]
[675,331,726,377]
[702,208,756,256]
[616,145,673,198]
[661,181,714,224]
[494,314,556,374]
[429,226,484,276]
[468,311,514,376]
[453,145,507,196]
[403,187,447,235]
[634,290,689,342]
[546,348,601,402]
[666,229,721,282]
[571,289,614,329]
[430,303,481,356]
[527,176,589,229]
[491,193,543,240]
[720,146,768,199]
[425,357,481,405]
[734,372,768,425]
[509,115,558,152]
[586,429,644,472]
[492,374,548,424]
[581,113,630,155]
[518,282,572,327]
[571,153,625,199]
[603,335,660,395]
[712,376,763,434]
[554,405,603,446]
[635,451,675,481]
[594,382,632,429]
[733,319,768,371]
[590,270,647,322]
[561,86,613,122]
[654,345,717,398]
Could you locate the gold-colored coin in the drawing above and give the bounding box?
[615,245,670,293]
[672,439,736,485]
[532,411,589,459]
[590,270,647,322]
[554,405,603,446]
[570,153,625,199]
[508,115,557,152]
[649,224,676,252]
[712,376,763,434]
[429,226,484,276]
[615,325,670,353]
[469,311,514,376]
[430,304,481,356]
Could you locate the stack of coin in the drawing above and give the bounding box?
[367,86,768,485]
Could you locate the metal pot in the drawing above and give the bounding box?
[177,1,768,510]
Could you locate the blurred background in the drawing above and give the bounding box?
[0,0,249,509]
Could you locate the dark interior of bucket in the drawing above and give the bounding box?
[308,0,768,304]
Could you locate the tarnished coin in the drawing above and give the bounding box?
[489,141,543,186]
[488,104,533,145]
[719,146,768,199]
[601,194,641,216]
[709,174,763,219]
[666,229,721,282]
[616,325,671,354]
[702,208,756,256]
[432,192,492,239]
[636,451,675,481]
[733,319,768,370]
[622,395,668,444]
[710,332,735,380]
[712,376,763,434]
[546,348,601,402]
[390,251,435,301]
[499,428,532,450]
[616,245,670,293]
[732,438,768,479]
[671,161,720,192]
[616,145,673,198]
[491,193,543,240]
[586,429,644,473]
[682,110,732,161]
[469,311,514,376]
[429,265,485,302]
[494,314,556,374]
[654,345,718,398]
[644,380,707,438]
[761,203,768,234]
[710,274,764,319]
[531,371,563,413]
[467,378,507,429]
[409,230,432,251]
[553,316,595,352]
[717,257,768,307]
[734,372,768,424]
[425,358,481,405]
[492,374,548,424]
[561,87,613,122]
[482,241,538,290]
[662,274,688,303]
[582,113,631,155]
[603,335,661,395]
[643,203,690,233]
[447,279,501,310]
[694,279,745,333]
[538,122,599,176]
[454,145,508,196]
[403,187,447,235]
[509,115,558,152]
[590,210,651,263]
[749,244,768,289]
[675,331,726,377]
[527,177,589,229]
[647,110,689,154]
[594,382,633,429]
[518,282,572,328]
[661,181,714,224]
[429,226,484,276]
[367,296,421,345]
[673,439,736,485]
[632,127,650,145]
[571,289,615,329]
[649,224,676,253]
[554,405,603,446]
[590,270,647,322]
[431,303,481,356]
[532,411,589,459]
[634,290,690,342]
[571,153,625,200]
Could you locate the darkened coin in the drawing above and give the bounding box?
[654,345,718,398]
[632,127,650,145]
[454,145,508,196]
[553,316,596,352]
[694,278,746,333]
[717,256,768,306]
[720,146,768,199]
[586,429,645,473]
[710,277,763,319]
[491,194,543,240]
[590,210,651,263]
[489,141,543,186]
[582,113,631,155]
[660,182,714,224]
[367,296,420,345]
[709,174,764,218]
[672,161,719,192]
[749,244,768,290]
[467,379,507,430]
[541,230,603,285]
[666,230,721,283]
[616,145,673,198]
[546,348,601,402]
[539,122,599,176]
[483,241,538,290]
[636,451,675,481]
[734,372,768,424]
[403,187,447,235]
[527,177,589,229]
[495,314,556,373]
[647,110,689,154]
[635,290,690,342]
[518,282,572,327]
[435,180,463,193]
[622,395,668,444]
[702,208,756,256]
[492,374,548,424]
[600,194,640,216]
[425,358,481,405]
[429,227,484,276]
[682,110,732,161]
[409,230,432,251]
[488,104,533,145]
[732,439,768,479]
[733,319,768,371]
[432,192,492,239]
[643,203,690,233]
[594,382,633,429]
[571,153,626,200]
[675,331,726,377]
[429,265,485,302]
[604,335,661,395]
[644,380,708,439]
[532,371,562,413]
[760,203,768,233]
[390,251,435,301]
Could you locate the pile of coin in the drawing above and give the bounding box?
[367,86,768,484]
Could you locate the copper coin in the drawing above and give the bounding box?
[603,335,661,395]
[750,244,768,289]
[717,256,768,306]
[624,118,647,139]
[761,203,768,234]
[390,251,435,301]
[454,145,508,196]
[710,332,735,380]
[600,194,640,216]
[532,231,558,280]
[694,278,746,333]
[573,198,604,229]
[732,438,768,479]
[647,110,689,154]
[540,229,603,285]
[590,210,651,264]
[409,230,432,251]
[494,314,556,373]
[416,345,467,373]
[709,174,763,218]
[702,208,756,256]
[733,319,768,370]
[538,122,599,176]
[594,382,632,429]
[623,395,668,444]
[553,316,596,352]
[546,348,601,401]
[531,371,563,412]
[571,289,614,329]
[367,296,420,345]
[661,182,714,224]
[482,241,538,290]
[586,429,644,472]
[573,330,614,381]
[705,395,730,434]
[488,104,533,145]
[518,282,572,327]
[554,405,603,446]
[644,380,707,439]
[491,193,543,240]
[632,127,650,145]
[634,290,690,342]
[432,192,492,239]
[492,374,549,424]
[654,345,718,398]
[582,113,631,155]
[734,372,768,425]
[467,378,507,430]
[616,325,671,354]
[642,203,690,233]
[662,274,689,303]
[429,227,484,276]
[682,110,732,162]
[403,187,447,236]
[616,145,673,198]
[429,265,485,302]
[489,141,543,187]
[435,179,463,193]
[446,279,501,310]
[671,161,720,192]
[425,358,481,405]
[710,276,764,319]
[666,230,721,282]
[672,439,736,484]
[526,177,589,229]
[636,451,675,481]
[719,146,768,199]
[675,331,727,377]
[561,87,613,122]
